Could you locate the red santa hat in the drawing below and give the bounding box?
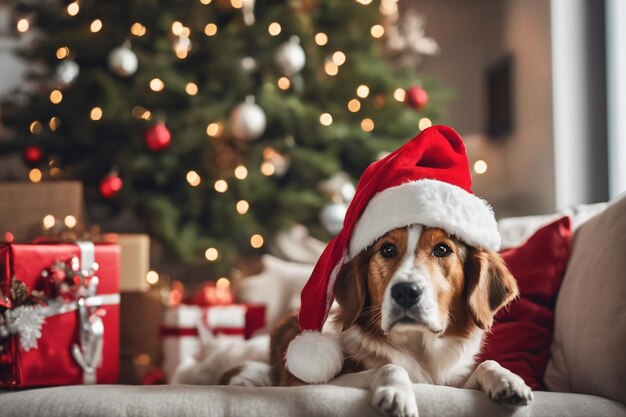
[285,125,501,384]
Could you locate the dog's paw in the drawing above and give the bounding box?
[372,385,418,417]
[486,375,533,407]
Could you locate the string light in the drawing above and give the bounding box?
[29,168,42,183]
[42,215,56,230]
[49,117,61,131]
[394,88,406,102]
[214,179,228,192]
[250,234,264,248]
[175,48,189,59]
[90,19,103,33]
[319,113,333,126]
[356,85,370,98]
[64,215,77,228]
[185,82,198,96]
[50,167,62,177]
[180,27,191,38]
[205,247,219,261]
[171,21,183,36]
[324,60,338,76]
[50,90,63,104]
[474,160,488,174]
[29,121,43,134]
[206,122,222,137]
[90,107,103,121]
[348,99,361,112]
[231,0,243,8]
[356,0,373,4]
[361,118,375,132]
[204,23,218,36]
[234,165,248,180]
[418,117,432,131]
[16,19,29,33]
[200,0,212,4]
[149,78,164,92]
[130,22,146,36]
[277,77,290,90]
[56,47,70,60]
[315,32,328,46]
[260,162,275,176]
[132,106,151,120]
[332,51,346,66]
[66,1,79,16]
[236,200,249,214]
[146,271,159,285]
[268,22,281,36]
[370,24,385,38]
[186,170,201,186]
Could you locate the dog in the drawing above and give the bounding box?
[258,224,533,417]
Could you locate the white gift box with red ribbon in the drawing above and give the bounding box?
[161,303,265,381]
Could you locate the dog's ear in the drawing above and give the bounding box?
[334,251,369,331]
[464,248,518,330]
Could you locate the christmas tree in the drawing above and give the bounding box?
[4,0,448,273]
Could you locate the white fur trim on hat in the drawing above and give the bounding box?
[285,331,343,384]
[348,179,501,258]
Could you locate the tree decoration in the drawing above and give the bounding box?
[99,173,123,199]
[405,85,429,110]
[275,36,306,77]
[241,0,256,26]
[23,145,43,165]
[108,43,138,77]
[230,96,266,141]
[55,60,80,86]
[320,202,347,236]
[145,123,172,151]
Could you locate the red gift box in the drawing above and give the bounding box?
[0,242,120,388]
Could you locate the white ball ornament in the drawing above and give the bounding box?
[275,36,306,77]
[108,44,138,77]
[55,60,80,86]
[230,96,267,141]
[320,202,347,236]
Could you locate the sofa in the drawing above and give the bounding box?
[1,196,625,417]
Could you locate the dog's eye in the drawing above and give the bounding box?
[433,243,452,257]
[380,243,398,258]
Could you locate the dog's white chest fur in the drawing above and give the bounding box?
[341,325,484,387]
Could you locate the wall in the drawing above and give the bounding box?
[404,0,555,216]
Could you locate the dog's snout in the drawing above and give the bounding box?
[390,282,422,309]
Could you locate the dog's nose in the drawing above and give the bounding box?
[390,282,422,309]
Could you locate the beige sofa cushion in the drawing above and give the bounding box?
[544,194,626,403]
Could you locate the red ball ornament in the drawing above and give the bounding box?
[405,86,429,110]
[99,174,123,199]
[145,123,171,152]
[23,145,43,165]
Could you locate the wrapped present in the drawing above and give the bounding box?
[0,242,120,387]
[103,234,150,292]
[161,303,265,380]
[0,182,83,242]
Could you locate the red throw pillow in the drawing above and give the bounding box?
[480,216,572,390]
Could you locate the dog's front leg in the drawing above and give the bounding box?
[463,360,533,407]
[331,364,418,417]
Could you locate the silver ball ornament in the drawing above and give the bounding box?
[55,60,80,86]
[320,202,347,236]
[108,44,138,77]
[275,36,306,77]
[230,96,267,141]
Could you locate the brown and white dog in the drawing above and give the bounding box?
[263,224,532,417]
